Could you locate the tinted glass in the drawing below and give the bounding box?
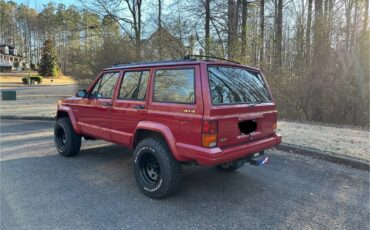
[91,72,119,99]
[119,71,149,100]
[208,66,271,105]
[154,69,195,104]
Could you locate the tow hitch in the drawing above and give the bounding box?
[249,151,269,166]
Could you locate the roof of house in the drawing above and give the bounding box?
[0,51,24,58]
[0,44,15,49]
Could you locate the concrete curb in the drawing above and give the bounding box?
[0,115,54,121]
[0,84,77,90]
[276,143,369,172]
[1,116,369,172]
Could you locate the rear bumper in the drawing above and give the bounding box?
[176,133,282,166]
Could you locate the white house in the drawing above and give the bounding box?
[0,44,27,72]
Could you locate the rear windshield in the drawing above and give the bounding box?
[208,66,271,105]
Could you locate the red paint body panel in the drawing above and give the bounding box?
[110,68,150,145]
[176,133,282,166]
[57,60,282,166]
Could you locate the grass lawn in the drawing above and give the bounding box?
[0,71,76,87]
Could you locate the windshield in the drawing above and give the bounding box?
[208,66,271,105]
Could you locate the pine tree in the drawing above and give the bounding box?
[38,39,58,77]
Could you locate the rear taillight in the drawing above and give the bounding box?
[272,116,277,132]
[202,120,218,148]
[272,122,277,132]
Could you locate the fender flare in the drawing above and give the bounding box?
[57,106,81,134]
[133,121,186,161]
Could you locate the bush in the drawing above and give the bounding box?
[21,76,43,85]
[14,61,19,68]
[30,76,43,84]
[52,66,59,77]
[22,77,30,84]
[30,63,37,71]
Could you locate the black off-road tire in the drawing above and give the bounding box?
[216,159,245,171]
[133,138,182,198]
[54,117,81,157]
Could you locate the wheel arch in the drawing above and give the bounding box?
[56,106,81,134]
[132,121,186,161]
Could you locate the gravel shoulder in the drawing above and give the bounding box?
[1,85,369,162]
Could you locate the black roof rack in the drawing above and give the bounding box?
[111,58,192,67]
[183,54,240,64]
[108,55,240,69]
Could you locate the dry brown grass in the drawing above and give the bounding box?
[0,72,76,87]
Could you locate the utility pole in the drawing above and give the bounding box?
[28,26,31,78]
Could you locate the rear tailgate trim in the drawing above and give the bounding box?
[176,133,282,166]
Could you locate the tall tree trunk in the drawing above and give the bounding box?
[305,0,313,66]
[274,0,283,68]
[360,0,369,84]
[227,0,237,59]
[136,0,142,61]
[363,0,369,32]
[158,0,162,59]
[259,0,265,64]
[345,0,353,51]
[313,0,324,65]
[205,0,210,56]
[311,0,328,121]
[227,0,233,58]
[241,0,248,62]
[350,1,358,50]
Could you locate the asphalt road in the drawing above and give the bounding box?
[1,120,369,230]
[0,85,78,118]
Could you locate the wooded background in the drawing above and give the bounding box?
[0,0,369,126]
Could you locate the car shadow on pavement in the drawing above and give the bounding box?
[2,142,267,202]
[75,143,268,201]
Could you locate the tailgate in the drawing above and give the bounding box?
[212,104,277,148]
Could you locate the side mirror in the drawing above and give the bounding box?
[76,89,87,98]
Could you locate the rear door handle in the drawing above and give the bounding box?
[134,104,145,110]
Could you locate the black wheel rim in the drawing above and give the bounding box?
[139,152,161,185]
[56,126,66,150]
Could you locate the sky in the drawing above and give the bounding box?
[14,0,79,11]
[12,0,179,38]
[14,0,174,11]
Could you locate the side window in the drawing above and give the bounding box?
[91,72,119,99]
[154,68,195,104]
[119,71,149,100]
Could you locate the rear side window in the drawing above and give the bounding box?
[154,68,195,104]
[119,71,149,100]
[208,66,271,105]
[91,72,119,99]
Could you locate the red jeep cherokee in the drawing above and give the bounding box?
[54,56,282,198]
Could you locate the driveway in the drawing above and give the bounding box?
[0,120,369,229]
